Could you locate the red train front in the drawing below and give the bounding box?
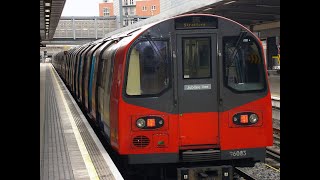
[53,14,273,167]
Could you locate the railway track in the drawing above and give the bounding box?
[266,147,280,162]
[271,97,280,109]
[273,127,280,141]
[266,146,280,171]
[273,127,280,136]
[234,167,259,180]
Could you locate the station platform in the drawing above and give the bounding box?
[40,63,123,180]
[268,74,280,100]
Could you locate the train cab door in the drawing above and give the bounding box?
[176,33,220,148]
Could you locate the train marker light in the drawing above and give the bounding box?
[249,114,259,123]
[134,116,165,129]
[147,119,156,127]
[240,115,248,123]
[136,118,146,128]
[233,117,238,122]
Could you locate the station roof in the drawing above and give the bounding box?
[105,0,279,38]
[189,0,280,29]
[40,0,66,42]
[40,0,279,45]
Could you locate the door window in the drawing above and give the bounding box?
[182,37,211,79]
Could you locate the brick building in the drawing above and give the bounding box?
[99,0,160,26]
[99,0,114,16]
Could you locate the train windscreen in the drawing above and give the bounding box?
[126,40,169,96]
[223,35,266,92]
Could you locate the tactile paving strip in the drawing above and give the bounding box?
[41,66,75,180]
[53,67,115,180]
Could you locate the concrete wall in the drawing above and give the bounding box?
[53,17,117,39]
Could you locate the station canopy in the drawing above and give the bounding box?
[105,0,279,38]
[40,0,279,45]
[40,0,66,42]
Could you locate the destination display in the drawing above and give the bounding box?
[175,16,218,29]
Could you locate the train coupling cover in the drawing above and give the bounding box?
[177,165,233,180]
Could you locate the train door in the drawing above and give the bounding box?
[176,33,219,147]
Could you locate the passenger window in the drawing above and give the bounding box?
[126,40,169,96]
[183,38,211,79]
[223,36,266,92]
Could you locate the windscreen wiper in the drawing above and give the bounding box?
[143,34,166,63]
[227,31,247,68]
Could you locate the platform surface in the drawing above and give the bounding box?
[269,74,280,99]
[40,63,123,180]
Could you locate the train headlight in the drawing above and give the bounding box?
[136,118,146,128]
[249,114,259,123]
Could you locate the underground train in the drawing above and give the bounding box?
[52,14,273,168]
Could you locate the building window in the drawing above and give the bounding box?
[124,0,128,5]
[151,5,156,10]
[103,0,108,2]
[130,7,135,15]
[103,8,109,16]
[142,6,147,11]
[130,0,134,5]
[124,20,129,26]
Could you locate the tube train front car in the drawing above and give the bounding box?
[52,14,273,167]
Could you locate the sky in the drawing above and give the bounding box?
[61,0,102,16]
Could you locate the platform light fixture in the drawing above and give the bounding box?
[45,3,51,7]
[45,9,50,13]
[256,4,280,8]
[46,22,49,25]
[45,15,50,18]
[46,19,49,21]
[224,1,236,5]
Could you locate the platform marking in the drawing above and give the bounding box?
[51,64,124,180]
[265,163,280,172]
[50,66,100,180]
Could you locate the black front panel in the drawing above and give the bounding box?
[123,15,269,113]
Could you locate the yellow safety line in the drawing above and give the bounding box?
[265,163,280,172]
[50,65,100,180]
